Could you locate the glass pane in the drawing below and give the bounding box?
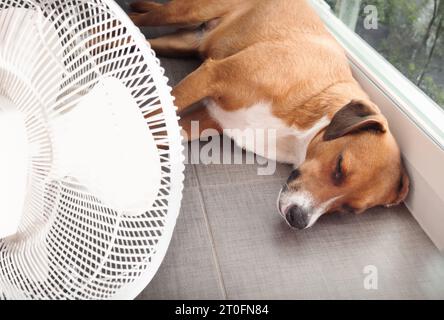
[325,0,444,109]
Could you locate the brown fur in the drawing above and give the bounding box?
[130,0,410,219]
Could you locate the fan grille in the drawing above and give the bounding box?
[0,0,184,299]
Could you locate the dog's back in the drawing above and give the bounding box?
[200,0,338,59]
[196,0,362,129]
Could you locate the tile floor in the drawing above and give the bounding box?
[115,1,444,300]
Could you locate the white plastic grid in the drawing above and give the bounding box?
[0,0,184,299]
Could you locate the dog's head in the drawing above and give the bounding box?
[278,100,410,229]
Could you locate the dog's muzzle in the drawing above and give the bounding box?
[278,185,340,230]
[277,185,320,230]
[285,205,309,229]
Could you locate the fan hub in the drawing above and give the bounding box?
[0,96,28,239]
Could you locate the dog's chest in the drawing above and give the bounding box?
[206,100,329,166]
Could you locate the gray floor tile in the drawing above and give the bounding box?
[137,186,224,300]
[200,180,444,299]
[158,58,200,87]
[194,137,294,187]
[182,143,199,188]
[183,164,199,189]
[117,1,444,300]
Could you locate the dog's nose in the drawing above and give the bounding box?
[285,206,309,229]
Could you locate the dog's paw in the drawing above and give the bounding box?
[128,12,143,26]
[130,1,162,13]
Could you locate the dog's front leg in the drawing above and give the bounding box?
[148,29,201,58]
[172,59,219,113]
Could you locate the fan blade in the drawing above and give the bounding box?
[50,77,162,215]
[0,97,29,238]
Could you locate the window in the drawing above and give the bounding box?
[310,0,444,149]
[325,0,444,110]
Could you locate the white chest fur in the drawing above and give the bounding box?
[206,100,330,167]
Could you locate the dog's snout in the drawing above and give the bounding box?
[285,206,309,229]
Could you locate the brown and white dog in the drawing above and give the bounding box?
[129,0,410,229]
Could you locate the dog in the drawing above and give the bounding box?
[129,0,410,229]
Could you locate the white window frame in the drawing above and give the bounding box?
[310,0,444,250]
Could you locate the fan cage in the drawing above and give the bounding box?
[0,0,184,299]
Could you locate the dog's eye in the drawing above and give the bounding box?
[332,154,345,185]
[287,169,301,183]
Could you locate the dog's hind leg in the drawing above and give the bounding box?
[148,29,201,58]
[179,105,222,142]
[129,0,240,27]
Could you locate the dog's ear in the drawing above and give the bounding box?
[324,100,387,141]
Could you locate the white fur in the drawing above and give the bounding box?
[206,99,330,167]
[278,189,342,229]
[279,190,314,216]
[205,99,338,228]
[305,196,341,228]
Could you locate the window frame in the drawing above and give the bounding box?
[310,0,444,250]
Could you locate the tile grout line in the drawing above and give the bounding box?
[191,164,229,300]
[202,176,288,189]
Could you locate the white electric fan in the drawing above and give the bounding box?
[0,0,184,299]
